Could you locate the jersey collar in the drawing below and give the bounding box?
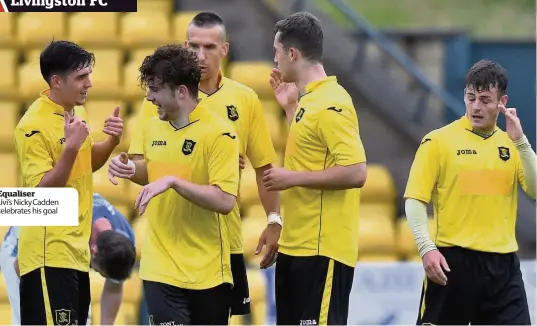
[199,70,225,97]
[305,76,337,93]
[40,89,67,115]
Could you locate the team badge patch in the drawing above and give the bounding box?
[55,309,71,326]
[182,139,196,155]
[227,105,239,121]
[498,146,510,161]
[295,108,305,122]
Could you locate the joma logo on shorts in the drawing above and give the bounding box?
[300,320,317,325]
[152,140,167,146]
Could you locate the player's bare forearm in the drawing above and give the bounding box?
[100,279,123,325]
[515,135,537,199]
[130,159,149,186]
[37,145,78,187]
[170,178,236,214]
[256,164,281,214]
[284,106,297,125]
[292,163,367,190]
[92,137,120,172]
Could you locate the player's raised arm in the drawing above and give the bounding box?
[269,68,299,125]
[15,111,87,188]
[91,106,124,172]
[499,105,537,200]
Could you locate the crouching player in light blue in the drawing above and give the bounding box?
[0,193,136,325]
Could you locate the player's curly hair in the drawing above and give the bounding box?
[95,230,136,282]
[40,40,95,85]
[139,44,201,98]
[466,60,508,97]
[274,12,323,63]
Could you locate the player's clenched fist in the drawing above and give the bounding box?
[263,167,295,191]
[108,152,135,185]
[103,106,123,141]
[64,111,89,151]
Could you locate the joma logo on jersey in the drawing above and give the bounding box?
[152,140,167,146]
[59,137,66,144]
[457,149,477,155]
[227,105,239,121]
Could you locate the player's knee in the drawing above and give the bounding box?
[94,230,136,281]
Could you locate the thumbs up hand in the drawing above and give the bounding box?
[64,110,89,151]
[103,106,123,143]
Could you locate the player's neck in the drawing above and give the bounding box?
[295,63,327,94]
[199,72,221,95]
[173,97,199,128]
[47,90,74,115]
[472,126,495,137]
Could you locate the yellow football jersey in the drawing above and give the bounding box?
[405,115,527,253]
[129,73,276,254]
[14,90,94,275]
[139,102,240,290]
[281,76,366,267]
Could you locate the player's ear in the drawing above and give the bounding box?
[500,94,508,107]
[221,42,229,57]
[176,85,187,99]
[289,47,299,62]
[50,74,62,89]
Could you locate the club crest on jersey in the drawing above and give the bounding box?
[498,146,510,161]
[227,105,239,121]
[55,309,71,325]
[296,108,305,122]
[182,139,196,155]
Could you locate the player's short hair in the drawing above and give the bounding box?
[139,44,201,98]
[190,11,226,41]
[273,12,323,63]
[465,60,508,96]
[39,40,95,85]
[191,11,225,28]
[95,230,136,282]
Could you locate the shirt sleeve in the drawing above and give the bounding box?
[208,130,240,197]
[128,99,154,155]
[514,135,536,199]
[245,94,277,168]
[14,126,53,187]
[317,106,366,166]
[404,134,442,203]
